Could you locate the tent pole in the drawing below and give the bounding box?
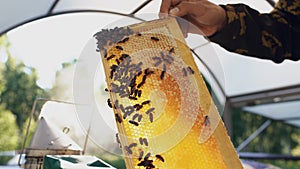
[82,124,91,155]
[130,0,153,15]
[223,100,233,137]
[266,0,276,7]
[236,120,272,152]
[47,0,60,15]
[18,98,48,166]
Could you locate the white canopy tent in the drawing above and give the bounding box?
[2,0,300,161]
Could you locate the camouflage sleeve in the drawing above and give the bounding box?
[208,0,300,63]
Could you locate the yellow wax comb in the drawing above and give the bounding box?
[95,18,242,169]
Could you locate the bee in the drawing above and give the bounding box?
[110,64,118,71]
[160,70,166,80]
[107,99,112,108]
[116,133,120,143]
[120,104,125,113]
[187,66,195,74]
[123,106,135,119]
[115,133,122,148]
[114,100,119,109]
[103,49,108,58]
[204,115,210,126]
[137,90,142,98]
[145,108,155,114]
[166,54,174,63]
[116,59,120,65]
[128,143,137,148]
[137,78,146,88]
[132,113,139,121]
[142,100,151,105]
[109,65,118,79]
[124,146,133,154]
[137,71,143,77]
[137,152,155,168]
[151,37,159,41]
[137,114,143,122]
[132,104,140,109]
[106,54,116,61]
[120,92,129,99]
[145,68,154,76]
[163,64,167,71]
[130,88,136,96]
[119,37,129,43]
[182,68,187,76]
[137,32,142,36]
[116,45,123,50]
[137,160,155,169]
[161,52,173,64]
[129,120,139,126]
[133,104,143,111]
[155,154,165,162]
[129,77,137,88]
[110,83,118,93]
[115,114,122,123]
[139,137,143,145]
[152,56,162,67]
[160,64,167,80]
[120,54,130,61]
[149,113,154,123]
[128,96,138,100]
[169,47,175,54]
[144,152,151,160]
[139,137,149,146]
[138,150,144,161]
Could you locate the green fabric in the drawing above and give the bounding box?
[60,156,78,164]
[88,160,109,167]
[43,156,62,169]
[43,155,113,168]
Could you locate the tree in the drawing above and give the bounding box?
[232,107,300,154]
[0,105,19,165]
[0,35,49,129]
[0,105,19,151]
[21,117,37,148]
[50,59,76,102]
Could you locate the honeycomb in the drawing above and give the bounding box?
[95,18,242,169]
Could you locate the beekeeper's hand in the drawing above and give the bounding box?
[160,0,227,36]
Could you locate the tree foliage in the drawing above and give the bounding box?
[0,105,19,151]
[232,108,300,155]
[0,35,48,129]
[21,117,38,148]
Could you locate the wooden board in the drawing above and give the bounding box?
[95,18,242,169]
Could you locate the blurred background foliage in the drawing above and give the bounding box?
[0,34,300,168]
[232,108,300,154]
[231,107,300,168]
[0,35,48,164]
